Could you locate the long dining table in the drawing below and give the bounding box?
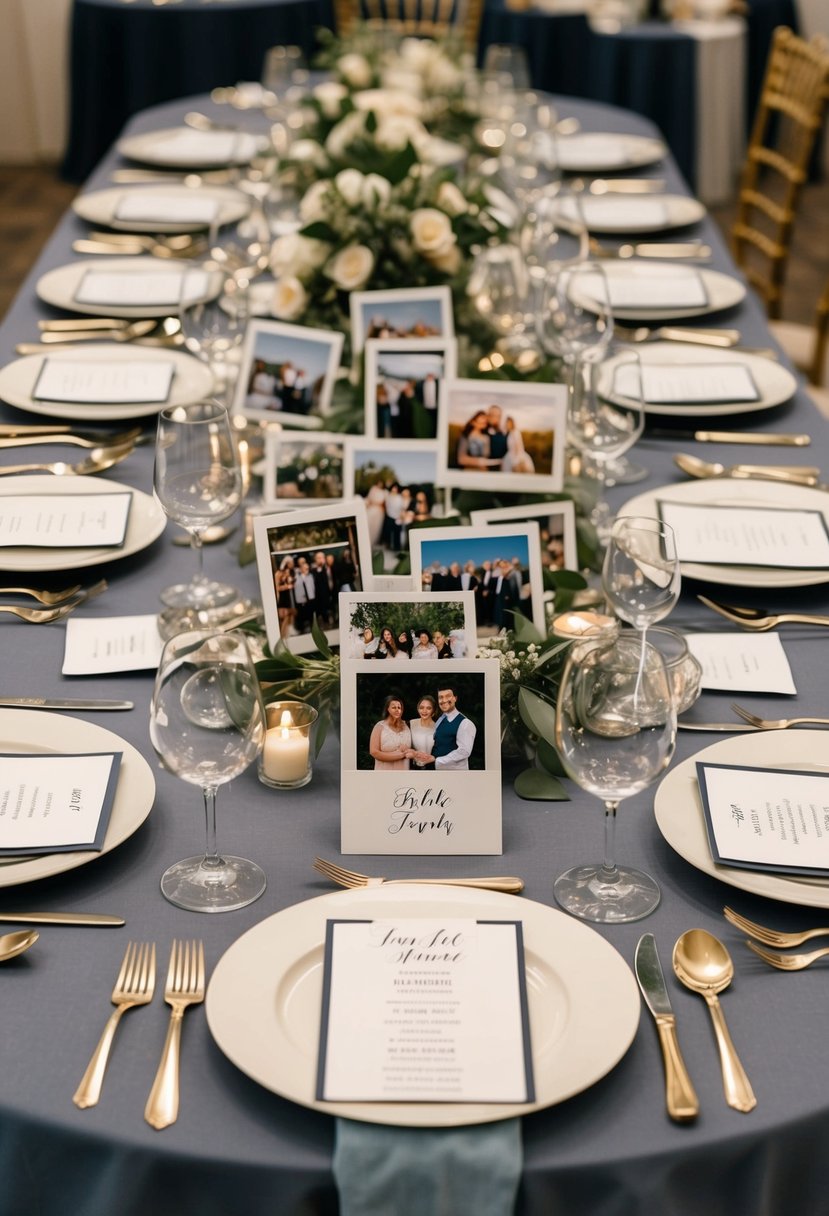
[2,91,829,1216]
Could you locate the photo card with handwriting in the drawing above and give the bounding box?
[339,590,476,662]
[263,430,346,506]
[350,286,454,358]
[233,318,343,426]
[363,337,457,440]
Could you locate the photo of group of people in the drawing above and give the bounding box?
[469,501,578,576]
[342,594,473,663]
[365,340,455,440]
[354,670,487,772]
[346,442,443,572]
[350,287,453,355]
[235,320,343,425]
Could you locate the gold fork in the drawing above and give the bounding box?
[723,905,829,948]
[698,596,829,630]
[144,940,206,1130]
[730,704,829,730]
[744,940,829,971]
[313,856,524,894]
[73,941,156,1109]
[0,602,85,624]
[0,583,82,605]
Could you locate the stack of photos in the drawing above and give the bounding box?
[363,338,457,440]
[339,592,502,855]
[233,319,343,426]
[263,432,346,506]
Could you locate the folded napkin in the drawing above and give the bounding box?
[334,1116,522,1216]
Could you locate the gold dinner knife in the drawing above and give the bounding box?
[635,933,699,1122]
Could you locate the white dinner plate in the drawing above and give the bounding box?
[117,126,266,169]
[618,478,829,588]
[0,344,215,422]
[557,132,666,173]
[0,475,166,573]
[570,260,746,321]
[655,729,829,909]
[36,258,221,319]
[0,709,154,889]
[624,342,797,418]
[206,884,640,1127]
[72,185,251,234]
[556,193,705,234]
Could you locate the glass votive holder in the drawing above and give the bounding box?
[551,610,620,644]
[258,700,318,789]
[647,627,703,715]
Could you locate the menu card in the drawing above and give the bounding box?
[114,194,220,225]
[657,501,829,569]
[0,493,132,549]
[33,358,175,405]
[698,762,829,876]
[631,363,760,405]
[149,128,259,166]
[574,267,708,312]
[0,751,121,854]
[63,614,164,675]
[316,918,534,1103]
[687,633,796,695]
[557,135,629,171]
[74,268,210,308]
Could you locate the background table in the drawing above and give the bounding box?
[3,91,829,1216]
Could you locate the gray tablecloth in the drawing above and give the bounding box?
[2,94,829,1216]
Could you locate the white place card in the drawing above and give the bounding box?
[657,502,829,569]
[63,614,164,675]
[698,762,829,876]
[0,751,121,853]
[557,136,629,171]
[33,358,175,405]
[616,363,760,405]
[74,268,210,308]
[0,493,132,549]
[584,199,669,229]
[687,632,796,695]
[316,918,534,1103]
[149,129,259,166]
[114,194,220,225]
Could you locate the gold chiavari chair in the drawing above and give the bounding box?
[332,0,485,50]
[732,27,829,320]
[770,273,829,418]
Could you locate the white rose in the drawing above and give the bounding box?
[325,244,375,291]
[335,168,365,207]
[436,181,468,217]
[312,80,348,119]
[376,114,426,152]
[426,244,461,275]
[410,208,456,257]
[398,38,435,70]
[338,52,372,89]
[269,232,329,278]
[426,58,462,92]
[288,139,328,169]
[361,173,392,209]
[354,88,422,118]
[298,180,332,224]
[325,110,366,160]
[270,276,308,321]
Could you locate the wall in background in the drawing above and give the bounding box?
[0,0,72,162]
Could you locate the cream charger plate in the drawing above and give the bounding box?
[206,884,640,1127]
[618,342,797,418]
[72,184,251,234]
[117,126,266,168]
[618,478,829,588]
[0,344,215,423]
[557,132,666,172]
[655,730,829,908]
[0,475,165,573]
[0,709,154,888]
[35,258,221,319]
[570,260,746,321]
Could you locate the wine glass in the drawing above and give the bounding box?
[537,257,611,367]
[154,402,243,611]
[150,629,266,912]
[554,634,677,923]
[602,516,682,649]
[470,244,534,354]
[179,271,248,407]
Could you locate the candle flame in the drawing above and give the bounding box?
[280,710,294,728]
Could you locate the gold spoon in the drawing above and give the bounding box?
[0,929,39,961]
[672,929,756,1113]
[674,452,821,486]
[0,442,135,477]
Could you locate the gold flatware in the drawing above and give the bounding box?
[616,325,740,347]
[144,939,206,1130]
[32,320,158,346]
[677,721,757,732]
[183,110,243,133]
[313,856,524,894]
[723,905,829,948]
[0,442,135,477]
[73,239,146,256]
[698,597,829,631]
[73,941,156,1109]
[0,602,86,624]
[0,912,124,925]
[0,698,132,711]
[74,236,206,260]
[730,704,829,730]
[591,239,712,260]
[0,929,38,961]
[0,583,82,604]
[744,940,829,971]
[672,929,756,1113]
[578,178,666,194]
[0,428,141,451]
[647,428,811,446]
[634,934,699,1123]
[110,168,234,186]
[38,318,131,332]
[674,453,821,486]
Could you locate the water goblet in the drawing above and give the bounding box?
[602,515,681,648]
[554,633,677,923]
[150,629,266,912]
[154,401,243,610]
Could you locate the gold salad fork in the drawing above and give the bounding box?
[698,596,829,631]
[73,941,156,1109]
[730,704,829,730]
[0,584,82,605]
[314,856,524,894]
[144,940,205,1130]
[0,580,108,623]
[744,941,829,971]
[0,602,86,624]
[723,905,829,948]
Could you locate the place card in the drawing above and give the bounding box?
[149,129,259,166]
[0,751,121,854]
[687,633,796,695]
[698,762,829,876]
[114,194,220,225]
[63,614,164,675]
[581,198,669,230]
[74,268,210,308]
[619,363,760,405]
[33,358,175,405]
[0,493,132,549]
[316,918,534,1103]
[557,135,629,171]
[657,502,829,569]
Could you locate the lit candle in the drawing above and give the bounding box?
[262,709,310,785]
[551,611,619,641]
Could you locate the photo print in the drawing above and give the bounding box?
[364,337,457,440]
[350,286,454,357]
[233,319,343,426]
[339,590,476,663]
[469,500,578,575]
[263,431,346,506]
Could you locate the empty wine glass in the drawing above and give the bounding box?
[150,628,266,912]
[602,516,682,648]
[154,402,243,611]
[470,244,534,354]
[179,271,248,406]
[554,633,677,923]
[537,257,612,367]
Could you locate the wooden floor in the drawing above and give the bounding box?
[0,162,827,330]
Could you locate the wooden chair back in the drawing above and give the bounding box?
[332,0,484,50]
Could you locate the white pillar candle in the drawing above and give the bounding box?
[262,709,310,784]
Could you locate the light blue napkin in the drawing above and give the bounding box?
[334,1116,523,1216]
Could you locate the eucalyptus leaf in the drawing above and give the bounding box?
[510,614,544,645]
[537,736,566,776]
[514,768,570,801]
[518,687,557,743]
[311,614,333,658]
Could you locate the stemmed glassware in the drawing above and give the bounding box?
[602,516,682,648]
[179,270,248,407]
[150,628,266,913]
[554,634,677,923]
[154,402,243,611]
[537,257,612,368]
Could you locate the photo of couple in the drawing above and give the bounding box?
[455,403,534,474]
[354,671,487,772]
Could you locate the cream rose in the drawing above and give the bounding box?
[338,52,372,89]
[270,276,308,321]
[354,89,422,118]
[288,139,328,169]
[436,181,468,217]
[325,244,375,291]
[298,180,332,224]
[335,168,365,208]
[325,110,366,160]
[375,114,427,152]
[425,244,461,275]
[410,208,456,257]
[361,173,392,209]
[269,232,329,279]
[312,80,348,119]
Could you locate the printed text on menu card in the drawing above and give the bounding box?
[0,493,132,549]
[317,918,534,1103]
[0,752,122,854]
